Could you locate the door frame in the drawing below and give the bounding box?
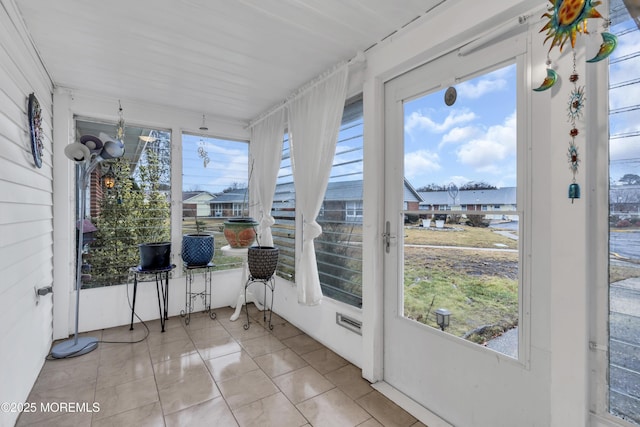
[379,35,535,426]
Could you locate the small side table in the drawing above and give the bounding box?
[129,264,175,332]
[221,245,265,321]
[181,263,217,325]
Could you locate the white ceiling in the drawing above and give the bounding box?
[15,0,446,125]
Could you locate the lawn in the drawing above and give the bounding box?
[182,217,244,269]
[403,224,519,343]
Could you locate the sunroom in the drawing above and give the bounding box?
[2,0,640,426]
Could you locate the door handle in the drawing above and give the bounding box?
[382,221,396,253]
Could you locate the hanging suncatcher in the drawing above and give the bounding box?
[534,0,617,202]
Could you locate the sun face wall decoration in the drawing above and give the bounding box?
[534,0,617,203]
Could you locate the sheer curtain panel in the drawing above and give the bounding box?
[250,109,285,247]
[288,65,349,305]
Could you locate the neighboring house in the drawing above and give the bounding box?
[610,184,640,216]
[419,187,517,220]
[271,179,421,224]
[403,178,423,212]
[210,188,248,217]
[182,191,215,218]
[321,180,364,223]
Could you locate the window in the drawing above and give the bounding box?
[77,119,172,288]
[272,136,295,282]
[346,201,363,221]
[403,63,520,356]
[271,97,364,306]
[182,134,249,270]
[608,0,640,423]
[315,97,364,307]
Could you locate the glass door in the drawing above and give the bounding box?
[383,42,530,425]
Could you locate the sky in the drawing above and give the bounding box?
[608,16,640,184]
[403,64,517,190]
[182,133,249,194]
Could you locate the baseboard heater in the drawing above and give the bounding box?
[336,312,362,335]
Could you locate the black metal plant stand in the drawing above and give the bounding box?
[181,263,217,325]
[130,264,175,332]
[243,274,275,330]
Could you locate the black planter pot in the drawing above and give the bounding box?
[139,242,171,270]
[247,246,279,279]
[182,234,214,267]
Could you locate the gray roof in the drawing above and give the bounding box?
[212,188,248,203]
[274,179,420,203]
[272,180,362,202]
[419,187,516,206]
[209,179,424,205]
[324,180,363,202]
[182,191,215,202]
[404,179,423,203]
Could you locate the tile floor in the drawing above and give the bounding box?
[17,305,426,427]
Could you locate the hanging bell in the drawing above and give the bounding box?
[568,183,580,203]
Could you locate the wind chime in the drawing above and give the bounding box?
[116,102,126,204]
[533,0,618,203]
[198,114,210,168]
[116,100,125,142]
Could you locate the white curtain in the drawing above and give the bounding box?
[288,65,349,305]
[250,108,285,247]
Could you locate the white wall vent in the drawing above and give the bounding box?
[336,312,362,335]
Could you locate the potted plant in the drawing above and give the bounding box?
[224,217,258,248]
[247,244,279,279]
[223,161,258,248]
[137,151,172,270]
[246,217,279,280]
[182,213,214,267]
[139,241,171,270]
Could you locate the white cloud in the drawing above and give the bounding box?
[440,125,481,148]
[456,111,516,172]
[447,175,471,187]
[456,72,508,99]
[405,150,442,181]
[611,137,640,163]
[405,109,476,136]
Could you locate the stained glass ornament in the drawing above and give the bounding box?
[540,0,603,53]
[568,140,580,174]
[566,51,582,203]
[533,67,559,92]
[568,86,586,121]
[587,31,617,63]
[568,182,581,202]
[535,1,616,204]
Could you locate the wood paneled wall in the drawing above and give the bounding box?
[0,1,54,426]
